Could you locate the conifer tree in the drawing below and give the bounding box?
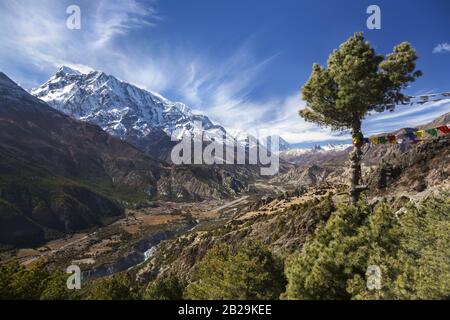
[300,32,422,203]
[144,274,184,300]
[185,241,286,300]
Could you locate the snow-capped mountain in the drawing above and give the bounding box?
[228,130,291,153]
[264,135,291,153]
[228,129,259,148]
[31,66,228,144]
[278,143,352,166]
[320,143,352,152]
[282,143,352,157]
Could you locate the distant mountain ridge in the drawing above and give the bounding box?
[279,144,352,165]
[30,67,338,162]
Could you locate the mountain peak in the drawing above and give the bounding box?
[0,72,38,102]
[56,65,95,77]
[0,72,18,88]
[265,135,291,152]
[31,67,227,144]
[56,65,82,77]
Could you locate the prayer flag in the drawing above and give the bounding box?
[425,128,438,137]
[415,130,425,139]
[437,125,450,134]
[405,133,417,141]
[387,135,397,144]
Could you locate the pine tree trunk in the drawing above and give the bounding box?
[349,117,363,205]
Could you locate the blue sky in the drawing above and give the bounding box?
[0,0,449,145]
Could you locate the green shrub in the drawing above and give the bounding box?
[185,241,286,300]
[86,273,137,300]
[0,261,73,300]
[144,274,184,300]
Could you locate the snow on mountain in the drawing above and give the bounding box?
[228,129,259,148]
[263,135,291,153]
[227,130,292,153]
[57,66,83,76]
[31,66,230,143]
[30,66,360,163]
[320,143,352,152]
[281,143,352,157]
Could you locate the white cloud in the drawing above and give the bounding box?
[0,0,160,86]
[206,91,350,144]
[363,98,450,134]
[93,0,160,47]
[433,43,450,53]
[257,93,450,143]
[188,51,278,125]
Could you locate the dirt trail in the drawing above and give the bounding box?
[212,196,249,212]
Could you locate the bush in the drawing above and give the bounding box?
[185,241,286,300]
[390,195,450,299]
[39,269,74,300]
[86,273,137,300]
[0,261,73,300]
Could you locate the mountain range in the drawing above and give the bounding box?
[279,144,352,165]
[30,67,312,159]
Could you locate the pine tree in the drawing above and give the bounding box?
[143,274,184,300]
[283,195,450,300]
[87,273,136,300]
[300,32,422,203]
[0,261,74,300]
[185,241,286,300]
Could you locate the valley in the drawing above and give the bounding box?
[1,186,278,282]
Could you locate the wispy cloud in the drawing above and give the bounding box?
[363,98,450,134]
[93,0,161,47]
[433,43,450,53]
[180,39,280,125]
[0,0,160,87]
[209,91,351,144]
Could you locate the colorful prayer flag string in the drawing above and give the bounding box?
[360,124,450,146]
